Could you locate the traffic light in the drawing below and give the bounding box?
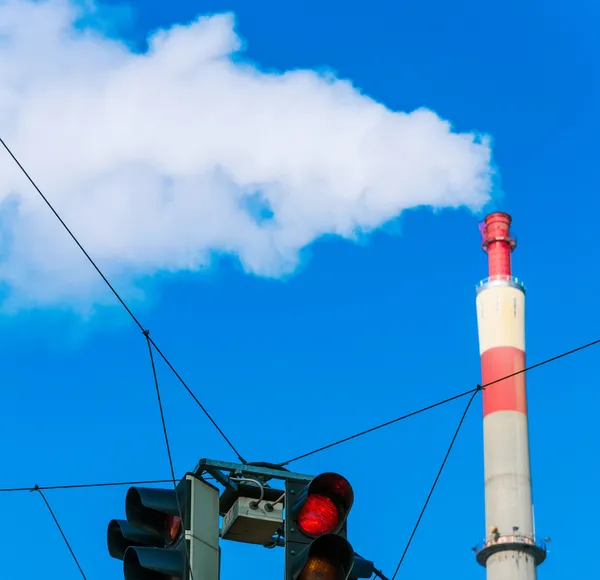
[108,474,220,580]
[284,472,356,580]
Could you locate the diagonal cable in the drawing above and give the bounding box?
[280,388,475,466]
[144,331,195,580]
[481,337,600,388]
[390,388,480,579]
[34,485,87,579]
[281,336,600,466]
[3,335,595,487]
[146,337,245,462]
[0,136,245,464]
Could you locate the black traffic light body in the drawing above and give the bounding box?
[284,473,356,580]
[108,478,190,580]
[122,483,191,579]
[109,475,223,580]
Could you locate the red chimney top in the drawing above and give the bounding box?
[479,212,517,278]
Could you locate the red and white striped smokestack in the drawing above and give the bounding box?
[474,213,547,580]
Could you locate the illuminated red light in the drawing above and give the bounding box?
[297,494,340,535]
[165,515,182,542]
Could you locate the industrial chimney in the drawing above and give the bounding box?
[474,212,547,580]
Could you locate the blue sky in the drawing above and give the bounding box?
[0,0,599,579]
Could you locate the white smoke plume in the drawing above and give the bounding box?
[0,0,494,310]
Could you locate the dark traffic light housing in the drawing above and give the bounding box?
[108,479,189,580]
[108,475,222,580]
[285,472,356,580]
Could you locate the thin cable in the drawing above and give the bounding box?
[230,477,266,509]
[0,136,245,463]
[147,337,246,463]
[481,337,600,389]
[267,491,286,509]
[390,388,480,580]
[0,476,216,493]
[144,332,195,580]
[0,479,175,492]
[34,485,87,579]
[282,336,600,466]
[280,388,476,466]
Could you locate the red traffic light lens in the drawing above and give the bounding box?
[166,514,182,542]
[297,494,340,535]
[298,555,344,580]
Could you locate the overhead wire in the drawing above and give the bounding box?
[390,388,480,579]
[280,388,475,466]
[0,479,178,493]
[0,135,246,465]
[2,336,597,495]
[280,336,600,466]
[34,485,87,579]
[0,476,216,493]
[144,332,195,580]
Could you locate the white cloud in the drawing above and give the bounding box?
[0,0,494,310]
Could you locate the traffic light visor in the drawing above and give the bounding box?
[107,519,164,560]
[297,473,354,537]
[126,487,182,544]
[123,546,183,580]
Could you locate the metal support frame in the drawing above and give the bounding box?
[194,459,313,548]
[194,459,313,487]
[194,459,380,579]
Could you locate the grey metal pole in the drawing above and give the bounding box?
[188,476,221,580]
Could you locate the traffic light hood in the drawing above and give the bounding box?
[124,546,184,580]
[107,519,164,560]
[126,486,184,539]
